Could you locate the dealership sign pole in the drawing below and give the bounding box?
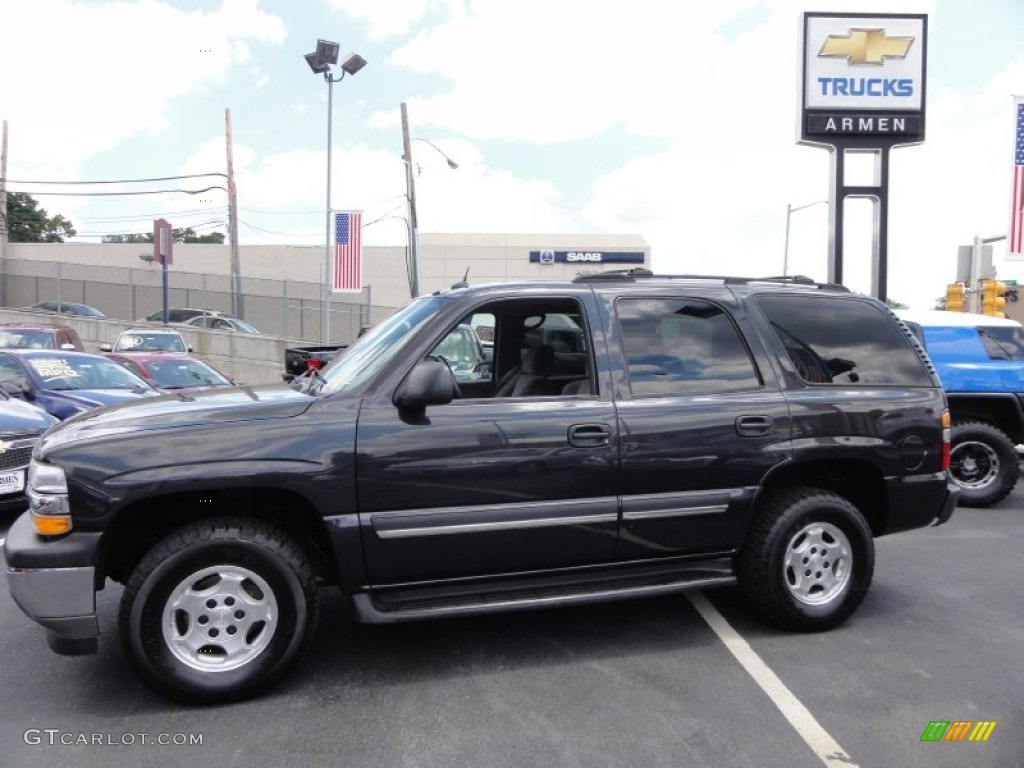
[799,12,927,302]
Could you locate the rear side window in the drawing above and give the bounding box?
[977,326,1024,360]
[616,298,760,396]
[757,295,931,386]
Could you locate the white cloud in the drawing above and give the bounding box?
[327,0,465,40]
[0,0,286,178]
[177,135,573,245]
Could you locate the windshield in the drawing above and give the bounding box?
[144,359,231,388]
[317,297,446,396]
[230,319,261,334]
[115,332,188,353]
[0,330,54,349]
[29,356,151,390]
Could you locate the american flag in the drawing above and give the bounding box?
[1012,98,1024,256]
[332,211,362,292]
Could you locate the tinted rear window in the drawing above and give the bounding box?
[757,295,931,386]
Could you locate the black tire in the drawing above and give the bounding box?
[119,517,319,704]
[949,421,1018,508]
[737,488,874,632]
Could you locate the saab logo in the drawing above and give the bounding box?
[539,249,555,264]
[819,28,914,65]
[920,721,997,742]
[566,252,603,262]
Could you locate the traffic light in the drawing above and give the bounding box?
[945,283,966,312]
[981,279,1008,317]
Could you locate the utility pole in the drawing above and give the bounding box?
[1,120,8,307]
[401,102,420,297]
[225,108,243,318]
[970,234,1007,313]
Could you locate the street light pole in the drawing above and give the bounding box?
[401,103,459,299]
[401,102,420,299]
[783,199,829,277]
[305,40,366,344]
[323,72,335,344]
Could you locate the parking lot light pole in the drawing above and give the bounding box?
[306,40,366,344]
[783,200,829,278]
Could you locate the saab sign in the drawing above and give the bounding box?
[800,13,926,143]
[529,250,645,265]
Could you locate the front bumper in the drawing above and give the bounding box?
[3,512,101,655]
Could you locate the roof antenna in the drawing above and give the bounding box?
[451,267,470,289]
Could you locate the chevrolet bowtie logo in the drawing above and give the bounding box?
[819,28,914,65]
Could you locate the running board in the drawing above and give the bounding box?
[352,572,736,624]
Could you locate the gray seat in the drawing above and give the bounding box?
[496,344,558,397]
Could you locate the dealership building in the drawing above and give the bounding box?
[1,232,651,342]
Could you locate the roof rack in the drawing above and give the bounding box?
[573,270,849,292]
[573,268,654,282]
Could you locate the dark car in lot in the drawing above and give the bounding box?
[0,324,84,352]
[0,350,159,420]
[106,352,233,391]
[4,272,957,704]
[21,301,106,319]
[0,388,57,514]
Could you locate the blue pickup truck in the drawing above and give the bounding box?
[897,310,1024,507]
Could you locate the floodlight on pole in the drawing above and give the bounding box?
[305,40,366,345]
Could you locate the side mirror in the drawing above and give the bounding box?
[187,345,194,353]
[393,359,457,409]
[99,343,112,352]
[1,380,25,397]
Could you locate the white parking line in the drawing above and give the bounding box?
[687,591,859,768]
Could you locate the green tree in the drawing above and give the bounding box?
[5,192,77,242]
[102,227,225,244]
[885,298,909,310]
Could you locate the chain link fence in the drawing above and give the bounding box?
[0,257,396,344]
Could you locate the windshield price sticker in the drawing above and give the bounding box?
[30,360,79,379]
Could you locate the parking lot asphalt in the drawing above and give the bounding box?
[0,501,1020,768]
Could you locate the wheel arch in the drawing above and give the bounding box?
[947,393,1024,443]
[97,487,339,588]
[755,459,889,536]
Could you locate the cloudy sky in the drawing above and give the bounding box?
[1,0,1022,308]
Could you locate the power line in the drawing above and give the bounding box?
[6,185,227,197]
[0,172,226,184]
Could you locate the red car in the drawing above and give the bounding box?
[104,353,233,391]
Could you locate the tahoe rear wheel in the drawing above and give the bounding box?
[949,421,1018,508]
[738,488,874,632]
[119,518,319,704]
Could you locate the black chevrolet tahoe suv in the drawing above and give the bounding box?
[5,272,958,703]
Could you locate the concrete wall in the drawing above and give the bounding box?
[0,310,301,386]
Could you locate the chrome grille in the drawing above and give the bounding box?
[0,437,39,472]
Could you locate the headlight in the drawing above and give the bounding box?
[27,460,72,536]
[28,460,68,494]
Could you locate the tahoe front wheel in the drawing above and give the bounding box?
[119,518,319,704]
[738,488,874,632]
